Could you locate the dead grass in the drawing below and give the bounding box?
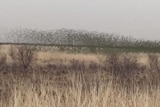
[37,51,104,65]
[1,71,160,107]
[1,45,160,107]
[0,45,151,66]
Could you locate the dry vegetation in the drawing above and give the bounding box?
[1,45,160,107]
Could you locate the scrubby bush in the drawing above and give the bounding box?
[105,53,142,81]
[0,46,7,71]
[148,54,160,71]
[0,54,7,71]
[105,53,120,73]
[9,45,37,70]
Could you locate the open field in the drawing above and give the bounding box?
[1,45,160,107]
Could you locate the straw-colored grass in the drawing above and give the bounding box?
[1,71,160,107]
[0,45,160,107]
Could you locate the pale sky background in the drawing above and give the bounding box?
[0,0,160,40]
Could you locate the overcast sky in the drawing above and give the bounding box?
[0,0,160,40]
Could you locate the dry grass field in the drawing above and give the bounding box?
[1,45,160,107]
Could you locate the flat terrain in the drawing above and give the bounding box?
[0,45,160,107]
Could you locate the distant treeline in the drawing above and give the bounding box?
[6,28,160,53]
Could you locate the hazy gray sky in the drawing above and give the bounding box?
[0,0,160,40]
